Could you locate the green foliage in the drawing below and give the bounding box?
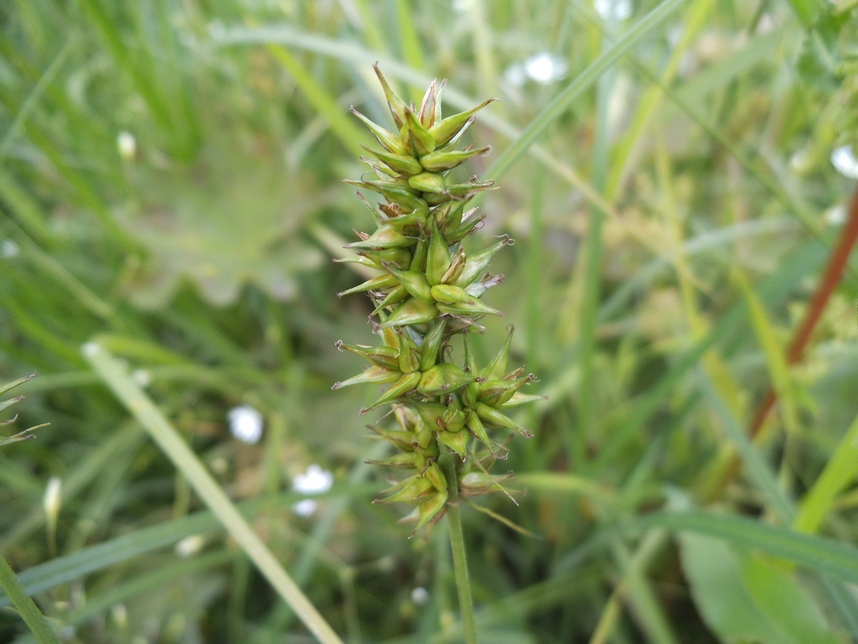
[117,123,323,308]
[2,0,858,642]
[680,533,842,644]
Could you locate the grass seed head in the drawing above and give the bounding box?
[335,67,538,536]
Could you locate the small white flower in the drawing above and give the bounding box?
[756,13,775,34]
[293,464,334,493]
[228,405,263,444]
[131,369,151,388]
[831,145,858,180]
[292,499,318,517]
[1,239,19,258]
[825,205,846,226]
[503,63,527,87]
[789,146,814,174]
[524,53,568,85]
[292,464,334,517]
[117,131,136,160]
[81,342,101,357]
[207,20,225,40]
[175,534,206,558]
[594,0,633,21]
[411,586,429,606]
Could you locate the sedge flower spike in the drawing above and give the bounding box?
[335,66,540,537]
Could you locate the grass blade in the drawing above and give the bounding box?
[265,45,366,157]
[697,372,795,522]
[794,412,858,534]
[624,511,858,586]
[82,341,344,644]
[734,269,799,433]
[215,25,619,218]
[0,512,215,607]
[0,485,370,610]
[0,41,71,161]
[0,553,60,643]
[484,0,690,183]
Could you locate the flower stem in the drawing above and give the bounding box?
[440,450,477,644]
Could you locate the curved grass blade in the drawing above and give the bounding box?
[81,342,343,644]
[0,553,60,643]
[623,511,858,586]
[0,485,370,611]
[794,411,858,534]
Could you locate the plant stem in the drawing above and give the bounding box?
[440,451,477,644]
[0,553,60,644]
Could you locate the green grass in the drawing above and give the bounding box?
[2,0,858,642]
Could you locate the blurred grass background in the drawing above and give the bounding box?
[2,0,858,642]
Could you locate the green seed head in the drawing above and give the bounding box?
[335,67,539,536]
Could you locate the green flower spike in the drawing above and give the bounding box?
[336,66,541,537]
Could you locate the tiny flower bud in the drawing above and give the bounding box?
[344,224,414,250]
[366,452,419,469]
[418,319,447,371]
[418,80,438,129]
[419,146,490,173]
[379,298,439,329]
[332,365,401,391]
[424,461,447,494]
[117,131,137,159]
[404,109,436,156]
[365,145,423,176]
[366,424,418,451]
[357,246,412,269]
[475,402,533,438]
[411,491,448,537]
[441,406,468,433]
[336,341,401,370]
[351,106,407,155]
[384,264,434,303]
[408,172,446,193]
[337,274,399,298]
[440,247,467,284]
[417,363,471,396]
[438,428,470,458]
[415,402,448,430]
[426,218,452,286]
[369,371,421,408]
[375,475,435,504]
[396,330,422,374]
[373,64,410,128]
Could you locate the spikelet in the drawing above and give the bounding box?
[1,373,48,447]
[335,66,542,537]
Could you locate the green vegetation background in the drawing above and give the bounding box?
[2,0,858,642]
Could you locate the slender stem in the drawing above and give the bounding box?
[440,451,477,644]
[0,553,61,644]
